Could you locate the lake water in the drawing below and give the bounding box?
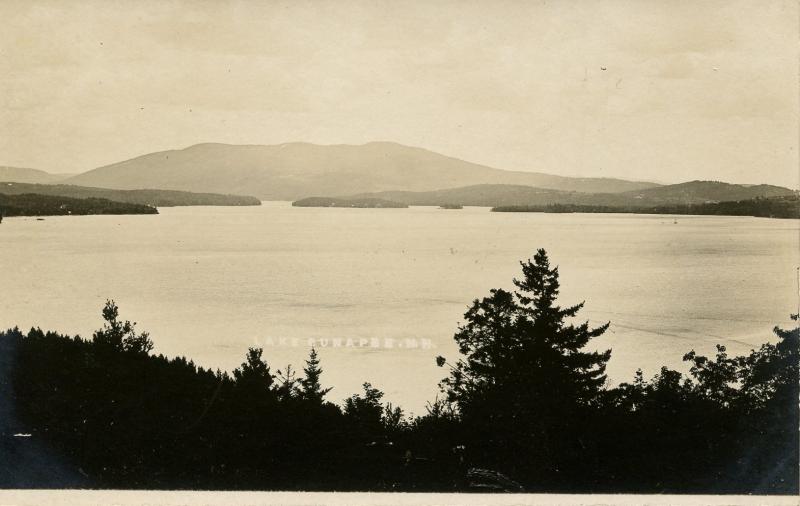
[1,202,797,413]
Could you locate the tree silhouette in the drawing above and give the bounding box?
[276,364,301,401]
[343,382,405,438]
[742,314,799,409]
[300,346,332,403]
[439,249,611,408]
[437,248,611,480]
[92,299,153,354]
[233,347,274,393]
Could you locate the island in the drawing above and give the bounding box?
[292,197,408,208]
[439,204,463,209]
[0,193,158,217]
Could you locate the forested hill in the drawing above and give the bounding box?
[0,193,158,217]
[347,181,796,209]
[492,195,800,219]
[0,182,261,207]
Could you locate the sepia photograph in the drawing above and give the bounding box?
[0,1,798,504]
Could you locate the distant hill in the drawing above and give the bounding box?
[620,181,795,204]
[493,195,800,219]
[350,185,572,207]
[350,181,797,208]
[64,142,660,199]
[0,182,260,207]
[0,166,74,185]
[292,197,407,208]
[0,193,157,217]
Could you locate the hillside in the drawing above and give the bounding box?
[619,181,795,204]
[0,182,260,207]
[350,184,572,207]
[493,195,800,219]
[64,142,659,199]
[0,193,158,217]
[350,181,797,208]
[0,166,73,185]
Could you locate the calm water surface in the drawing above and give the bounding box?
[1,203,797,412]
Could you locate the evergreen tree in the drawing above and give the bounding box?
[276,364,301,401]
[233,347,274,392]
[439,249,611,410]
[437,248,611,479]
[300,346,332,403]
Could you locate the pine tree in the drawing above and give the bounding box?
[437,249,611,476]
[440,249,611,411]
[300,346,332,403]
[275,364,301,401]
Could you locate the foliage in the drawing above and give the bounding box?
[300,346,332,403]
[92,300,154,354]
[2,252,797,493]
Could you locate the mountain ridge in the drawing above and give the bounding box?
[348,181,796,208]
[0,166,75,185]
[64,142,661,199]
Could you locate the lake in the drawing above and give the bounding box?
[1,202,797,413]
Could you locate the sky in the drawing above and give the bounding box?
[1,0,798,187]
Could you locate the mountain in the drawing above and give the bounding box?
[64,142,660,199]
[0,166,73,185]
[0,182,261,207]
[349,181,797,208]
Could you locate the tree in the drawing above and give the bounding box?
[439,249,610,410]
[344,383,384,425]
[683,344,740,407]
[343,382,404,436]
[233,347,274,392]
[92,299,153,354]
[275,364,301,401]
[437,249,611,478]
[677,314,799,412]
[607,315,800,493]
[740,314,799,410]
[300,346,332,403]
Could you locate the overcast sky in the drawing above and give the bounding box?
[1,0,797,187]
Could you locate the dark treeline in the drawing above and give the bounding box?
[0,182,261,207]
[492,195,800,219]
[1,249,797,493]
[0,193,158,217]
[292,197,408,208]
